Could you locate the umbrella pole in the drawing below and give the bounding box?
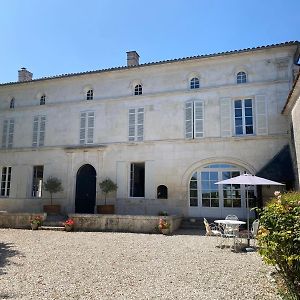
[246,185,250,247]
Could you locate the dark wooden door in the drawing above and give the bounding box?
[75,164,96,213]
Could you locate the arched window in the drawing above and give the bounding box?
[134,84,142,95]
[86,89,93,100]
[10,98,15,109]
[157,185,168,199]
[189,163,255,209]
[236,72,247,84]
[190,77,200,89]
[40,94,46,105]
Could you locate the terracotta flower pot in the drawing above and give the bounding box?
[97,205,115,214]
[65,225,73,232]
[31,223,39,230]
[161,228,170,235]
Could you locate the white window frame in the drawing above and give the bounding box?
[237,72,247,84]
[40,94,46,105]
[128,107,144,142]
[10,98,15,109]
[80,111,95,145]
[234,98,254,136]
[32,165,43,198]
[86,89,93,100]
[134,84,142,95]
[2,119,14,149]
[185,100,204,139]
[1,166,12,197]
[32,116,46,147]
[190,77,200,89]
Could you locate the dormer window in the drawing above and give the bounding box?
[237,72,247,84]
[134,84,142,95]
[10,98,15,109]
[86,89,93,100]
[40,94,46,105]
[190,77,200,89]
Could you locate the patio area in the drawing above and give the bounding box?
[0,228,279,300]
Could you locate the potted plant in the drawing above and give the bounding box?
[63,218,74,232]
[43,176,63,215]
[158,218,171,235]
[30,215,43,230]
[97,178,118,214]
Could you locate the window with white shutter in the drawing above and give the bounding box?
[128,108,144,141]
[185,101,204,139]
[1,166,12,197]
[32,116,46,147]
[220,98,232,137]
[2,119,14,149]
[255,95,268,135]
[79,111,94,144]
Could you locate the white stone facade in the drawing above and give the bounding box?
[0,42,299,218]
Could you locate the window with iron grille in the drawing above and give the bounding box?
[1,167,12,197]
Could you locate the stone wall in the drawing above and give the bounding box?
[68,214,182,233]
[0,212,46,229]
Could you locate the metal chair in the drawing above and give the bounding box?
[240,219,260,246]
[203,218,222,237]
[225,215,239,220]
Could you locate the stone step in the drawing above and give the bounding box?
[39,226,65,231]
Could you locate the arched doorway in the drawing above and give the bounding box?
[75,164,96,213]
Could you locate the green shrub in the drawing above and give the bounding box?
[257,191,300,299]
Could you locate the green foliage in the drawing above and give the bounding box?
[99,178,118,205]
[43,176,63,205]
[257,192,300,299]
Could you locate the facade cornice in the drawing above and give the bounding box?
[0,134,289,154]
[282,71,300,115]
[0,79,290,113]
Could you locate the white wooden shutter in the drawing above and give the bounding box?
[32,116,39,147]
[194,101,204,138]
[185,102,193,139]
[87,112,94,144]
[39,116,46,146]
[2,120,8,148]
[220,98,232,137]
[80,112,86,144]
[128,109,136,141]
[8,119,14,148]
[255,95,268,135]
[137,108,144,141]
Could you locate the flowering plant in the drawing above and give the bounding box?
[158,218,170,230]
[64,218,75,226]
[30,215,42,226]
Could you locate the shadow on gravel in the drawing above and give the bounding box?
[172,229,205,236]
[0,242,21,275]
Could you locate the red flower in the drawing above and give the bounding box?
[64,218,75,226]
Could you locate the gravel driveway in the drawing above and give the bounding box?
[0,229,279,300]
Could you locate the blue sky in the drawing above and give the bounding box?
[0,0,299,83]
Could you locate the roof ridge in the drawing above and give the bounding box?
[1,41,299,86]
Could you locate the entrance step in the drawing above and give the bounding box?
[39,226,65,231]
[43,214,67,227]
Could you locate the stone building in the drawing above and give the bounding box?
[0,41,299,219]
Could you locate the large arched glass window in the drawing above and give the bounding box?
[189,164,255,208]
[236,71,247,84]
[190,77,200,89]
[10,98,15,109]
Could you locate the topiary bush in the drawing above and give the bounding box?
[257,191,300,299]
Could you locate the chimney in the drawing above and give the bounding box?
[126,51,139,67]
[18,67,33,82]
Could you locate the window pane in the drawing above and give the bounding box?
[190,198,198,207]
[191,172,197,180]
[201,172,209,180]
[234,100,242,108]
[235,118,242,126]
[202,199,210,207]
[190,181,197,189]
[190,190,198,198]
[224,199,232,207]
[235,127,243,135]
[244,99,252,107]
[245,116,253,125]
[233,199,241,207]
[211,199,219,207]
[246,126,253,134]
[210,172,218,181]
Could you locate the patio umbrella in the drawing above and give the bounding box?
[215,173,284,246]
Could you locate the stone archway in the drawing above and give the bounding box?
[75,164,96,213]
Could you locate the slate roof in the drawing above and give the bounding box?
[1,41,299,87]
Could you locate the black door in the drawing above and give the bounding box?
[75,164,96,213]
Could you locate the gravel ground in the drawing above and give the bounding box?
[0,229,279,300]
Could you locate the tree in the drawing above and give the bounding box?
[43,176,63,205]
[99,178,118,205]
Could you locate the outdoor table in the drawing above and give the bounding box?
[214,220,246,251]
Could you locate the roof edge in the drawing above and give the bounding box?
[1,41,299,87]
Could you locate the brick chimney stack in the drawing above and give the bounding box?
[18,67,33,82]
[126,51,139,67]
